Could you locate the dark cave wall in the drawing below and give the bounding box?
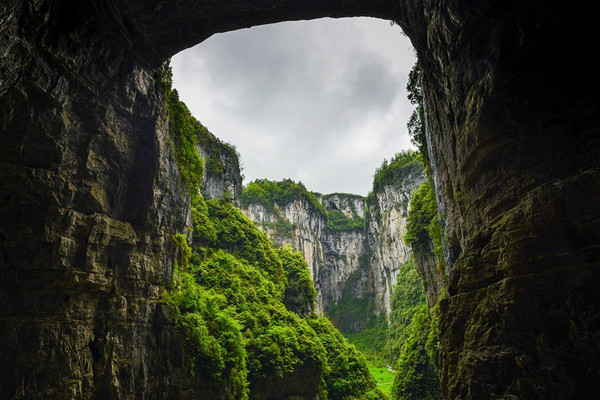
[0,2,196,397]
[1,0,599,398]
[401,1,600,398]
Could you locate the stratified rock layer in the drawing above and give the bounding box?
[1,0,599,398]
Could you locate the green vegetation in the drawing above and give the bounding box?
[159,65,384,400]
[241,179,326,218]
[405,182,445,274]
[278,244,316,315]
[341,258,439,400]
[308,317,386,400]
[257,217,295,239]
[243,179,367,233]
[165,197,385,399]
[391,304,439,400]
[372,150,424,195]
[165,88,205,195]
[160,64,239,195]
[325,254,375,332]
[384,259,427,366]
[322,193,366,232]
[368,361,396,399]
[326,209,365,232]
[345,315,388,363]
[366,150,424,225]
[386,63,442,399]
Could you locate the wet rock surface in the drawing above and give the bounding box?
[2,0,599,398]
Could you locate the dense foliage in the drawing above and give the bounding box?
[326,209,365,232]
[404,182,445,272]
[308,317,386,400]
[163,68,239,189]
[165,88,205,195]
[278,244,317,316]
[166,197,384,399]
[241,179,326,218]
[391,305,438,400]
[344,315,388,364]
[341,258,440,400]
[384,259,428,366]
[257,218,295,239]
[371,150,424,195]
[161,68,383,399]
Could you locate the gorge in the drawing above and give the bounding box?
[1,1,599,399]
[240,153,425,331]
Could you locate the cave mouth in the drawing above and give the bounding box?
[166,17,429,398]
[170,17,416,196]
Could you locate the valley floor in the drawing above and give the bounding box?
[367,360,396,399]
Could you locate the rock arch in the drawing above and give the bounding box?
[1,0,599,398]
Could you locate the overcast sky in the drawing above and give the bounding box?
[171,17,416,196]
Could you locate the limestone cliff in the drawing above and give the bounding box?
[195,127,243,205]
[366,157,427,316]
[241,155,425,332]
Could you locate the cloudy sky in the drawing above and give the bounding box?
[171,17,416,196]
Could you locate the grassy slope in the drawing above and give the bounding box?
[367,360,395,399]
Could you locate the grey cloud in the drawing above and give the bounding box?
[172,18,415,195]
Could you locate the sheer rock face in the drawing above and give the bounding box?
[367,176,426,316]
[2,0,600,398]
[243,184,424,330]
[196,143,243,206]
[412,239,445,309]
[243,196,370,316]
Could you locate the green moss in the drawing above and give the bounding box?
[172,233,192,281]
